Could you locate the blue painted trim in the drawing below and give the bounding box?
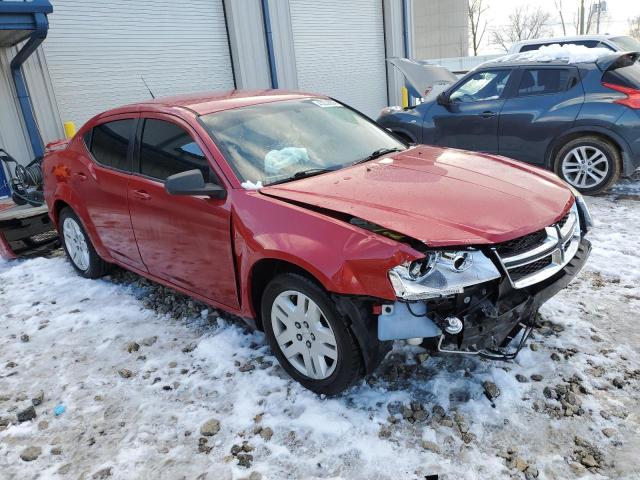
[0,1,52,15]
[9,12,49,159]
[0,161,9,197]
[401,0,417,104]
[261,0,278,89]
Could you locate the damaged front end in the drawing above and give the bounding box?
[378,201,592,360]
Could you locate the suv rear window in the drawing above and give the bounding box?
[90,119,133,171]
[602,57,640,89]
[517,69,571,96]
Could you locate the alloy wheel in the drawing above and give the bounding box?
[561,145,609,189]
[270,290,338,380]
[63,217,90,271]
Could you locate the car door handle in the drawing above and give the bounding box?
[479,111,496,118]
[132,190,152,201]
[73,172,87,181]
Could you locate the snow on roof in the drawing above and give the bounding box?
[493,44,614,64]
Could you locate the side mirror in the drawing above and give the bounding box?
[437,91,450,106]
[165,169,226,200]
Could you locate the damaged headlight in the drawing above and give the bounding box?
[388,250,501,300]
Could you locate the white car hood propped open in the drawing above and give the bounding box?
[386,57,458,99]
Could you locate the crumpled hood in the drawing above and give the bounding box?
[260,145,575,248]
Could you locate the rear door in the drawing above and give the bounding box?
[432,69,514,154]
[77,116,146,270]
[498,66,583,164]
[127,114,239,308]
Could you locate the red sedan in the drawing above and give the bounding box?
[43,91,592,394]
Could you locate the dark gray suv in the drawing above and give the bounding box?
[378,52,640,194]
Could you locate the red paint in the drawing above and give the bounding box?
[43,91,575,320]
[0,231,16,260]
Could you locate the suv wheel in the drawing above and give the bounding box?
[59,207,109,278]
[261,273,364,395]
[554,136,620,195]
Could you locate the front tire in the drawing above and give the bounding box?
[554,136,620,195]
[59,207,109,278]
[261,273,364,395]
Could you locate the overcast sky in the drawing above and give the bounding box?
[477,0,640,54]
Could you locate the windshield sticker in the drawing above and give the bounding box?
[311,99,340,108]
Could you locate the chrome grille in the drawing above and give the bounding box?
[495,229,547,257]
[494,203,581,289]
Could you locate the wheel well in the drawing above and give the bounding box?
[249,259,321,330]
[52,200,71,226]
[547,131,621,168]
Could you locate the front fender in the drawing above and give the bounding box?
[231,191,420,318]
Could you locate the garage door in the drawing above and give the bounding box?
[43,0,235,127]
[289,0,388,118]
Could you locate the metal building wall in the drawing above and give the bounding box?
[0,47,62,166]
[42,0,235,127]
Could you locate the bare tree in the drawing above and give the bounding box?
[554,0,567,35]
[468,0,488,56]
[491,6,552,52]
[630,15,640,40]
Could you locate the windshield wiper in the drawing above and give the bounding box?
[352,147,404,166]
[267,167,338,186]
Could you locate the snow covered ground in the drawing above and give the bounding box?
[1,177,639,480]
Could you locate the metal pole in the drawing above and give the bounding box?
[596,1,601,34]
[580,0,585,35]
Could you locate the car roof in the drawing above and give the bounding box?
[513,34,618,46]
[105,90,323,118]
[478,59,599,68]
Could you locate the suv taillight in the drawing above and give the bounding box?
[602,82,640,109]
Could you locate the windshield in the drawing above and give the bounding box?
[199,98,405,186]
[610,36,640,52]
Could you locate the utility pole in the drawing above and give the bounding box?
[596,1,601,33]
[580,0,585,35]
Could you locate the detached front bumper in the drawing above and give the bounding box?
[378,237,591,357]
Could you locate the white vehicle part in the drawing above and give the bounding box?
[386,57,457,98]
[377,301,441,341]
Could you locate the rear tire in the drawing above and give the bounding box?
[59,207,109,279]
[554,136,620,195]
[261,273,365,395]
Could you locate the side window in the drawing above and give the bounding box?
[90,119,134,171]
[139,119,212,182]
[450,70,512,103]
[517,69,570,97]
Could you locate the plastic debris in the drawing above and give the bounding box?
[54,404,65,416]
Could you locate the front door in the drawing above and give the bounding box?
[127,115,239,309]
[432,69,514,154]
[75,116,146,271]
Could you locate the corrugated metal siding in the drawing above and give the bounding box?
[288,0,387,117]
[44,0,235,127]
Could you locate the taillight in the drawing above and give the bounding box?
[602,82,640,109]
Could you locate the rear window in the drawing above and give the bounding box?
[90,119,133,171]
[517,69,571,96]
[602,56,640,89]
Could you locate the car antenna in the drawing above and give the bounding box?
[141,76,155,99]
